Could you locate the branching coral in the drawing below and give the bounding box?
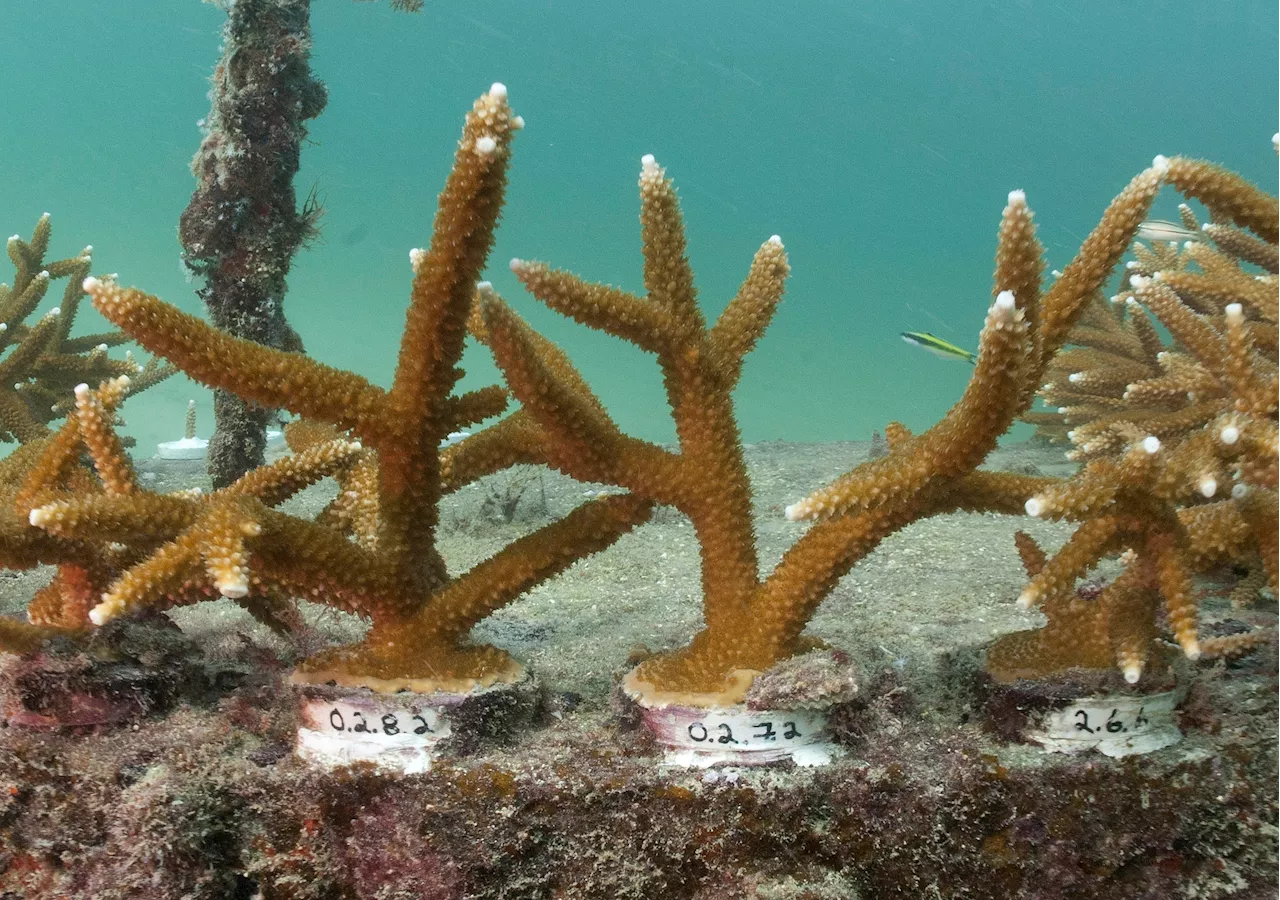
[994,157,1278,681]
[17,376,344,636]
[475,152,1172,704]
[71,86,652,693]
[0,215,171,445]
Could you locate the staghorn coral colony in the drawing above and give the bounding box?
[0,83,1275,896]
[32,86,652,694]
[996,160,1279,682]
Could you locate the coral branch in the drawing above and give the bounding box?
[34,88,655,692]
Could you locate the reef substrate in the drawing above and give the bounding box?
[0,651,1274,899]
[0,440,1275,899]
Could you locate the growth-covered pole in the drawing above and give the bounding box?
[180,0,326,486]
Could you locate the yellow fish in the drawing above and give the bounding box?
[900,331,976,364]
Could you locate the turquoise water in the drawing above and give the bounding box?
[1,0,1275,452]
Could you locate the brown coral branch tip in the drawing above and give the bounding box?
[15,85,654,692]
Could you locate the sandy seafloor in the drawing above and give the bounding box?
[1,436,1276,899]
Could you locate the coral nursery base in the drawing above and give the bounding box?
[0,649,1274,900]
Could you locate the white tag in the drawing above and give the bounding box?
[155,436,208,460]
[641,704,838,767]
[296,695,453,774]
[1024,690,1181,758]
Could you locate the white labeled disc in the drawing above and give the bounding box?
[1024,689,1181,758]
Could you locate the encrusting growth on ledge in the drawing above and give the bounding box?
[67,85,652,693]
[479,156,1066,704]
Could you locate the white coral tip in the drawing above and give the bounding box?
[994,289,1015,310]
[1016,588,1037,610]
[88,606,111,626]
[1151,154,1170,175]
[48,307,60,317]
[28,507,50,527]
[476,280,492,292]
[1224,302,1243,323]
[1231,483,1248,499]
[488,82,508,100]
[73,383,90,397]
[1123,664,1142,685]
[768,234,782,246]
[783,501,808,521]
[511,115,525,130]
[1068,372,1083,384]
[1198,476,1217,498]
[1129,274,1150,289]
[474,135,498,156]
[1024,497,1044,517]
[1141,435,1160,454]
[1006,189,1026,205]
[1219,424,1240,445]
[82,276,101,292]
[219,579,249,599]
[1183,640,1201,662]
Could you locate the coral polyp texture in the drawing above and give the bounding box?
[0,215,171,445]
[480,155,1077,704]
[0,377,254,655]
[74,86,652,693]
[997,156,1278,681]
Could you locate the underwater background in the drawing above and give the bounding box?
[1,0,1275,452]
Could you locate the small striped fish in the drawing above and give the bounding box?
[900,331,976,364]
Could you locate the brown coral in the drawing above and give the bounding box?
[1002,155,1278,680]
[70,86,652,693]
[476,152,1160,703]
[0,215,172,445]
